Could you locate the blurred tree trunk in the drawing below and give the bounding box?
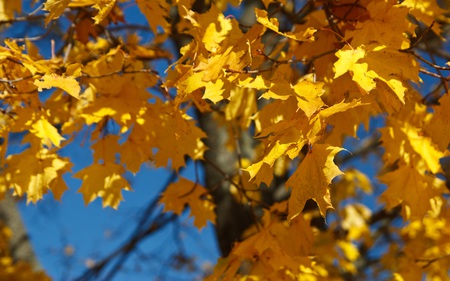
[0,192,41,270]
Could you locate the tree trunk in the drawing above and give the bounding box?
[0,192,41,270]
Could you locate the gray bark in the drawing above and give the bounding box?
[0,192,41,270]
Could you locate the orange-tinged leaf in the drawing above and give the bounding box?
[34,74,81,99]
[401,0,445,36]
[136,0,169,33]
[345,0,412,48]
[43,0,71,25]
[30,118,65,147]
[91,135,121,164]
[120,125,153,174]
[160,177,215,229]
[0,1,21,21]
[286,144,344,220]
[426,93,450,151]
[246,141,297,186]
[380,165,445,219]
[74,163,131,209]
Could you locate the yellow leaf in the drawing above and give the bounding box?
[5,149,71,203]
[255,9,315,42]
[292,80,325,118]
[225,87,257,128]
[91,135,121,164]
[334,45,419,101]
[136,0,169,33]
[401,122,443,174]
[43,0,71,25]
[30,118,65,147]
[345,1,412,48]
[426,93,450,151]
[74,163,131,209]
[160,177,215,229]
[341,204,372,240]
[34,74,81,99]
[0,1,21,21]
[120,125,153,174]
[286,144,344,220]
[92,0,116,24]
[400,0,444,37]
[380,165,444,219]
[143,103,207,170]
[337,240,359,262]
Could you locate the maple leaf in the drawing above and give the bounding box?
[92,0,116,24]
[159,177,215,229]
[30,117,65,147]
[140,102,207,170]
[91,135,121,164]
[426,93,450,151]
[381,102,444,174]
[5,148,71,203]
[345,0,412,48]
[227,214,314,278]
[292,79,325,118]
[136,0,170,33]
[255,8,316,42]
[119,125,153,174]
[380,165,444,219]
[43,0,71,25]
[0,1,21,21]
[334,45,419,102]
[286,144,344,220]
[74,163,131,209]
[401,0,445,36]
[34,74,81,99]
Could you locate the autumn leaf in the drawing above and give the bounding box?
[286,144,344,220]
[136,0,169,33]
[4,148,71,203]
[30,117,65,147]
[160,177,215,229]
[74,163,131,209]
[0,1,21,21]
[92,0,116,24]
[426,93,450,151]
[380,165,444,219]
[255,8,316,42]
[34,74,81,99]
[43,0,71,25]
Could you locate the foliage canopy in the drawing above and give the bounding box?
[1,0,450,280]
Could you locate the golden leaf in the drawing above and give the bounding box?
[380,165,444,219]
[135,0,169,33]
[43,0,71,25]
[34,74,81,99]
[0,1,21,21]
[255,8,316,42]
[30,117,65,147]
[5,149,71,203]
[92,0,116,24]
[160,177,215,229]
[286,144,344,220]
[74,163,131,209]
